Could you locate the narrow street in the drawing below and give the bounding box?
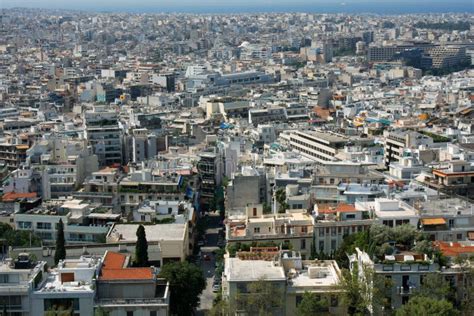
[196,213,222,315]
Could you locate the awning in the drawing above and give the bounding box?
[421,218,446,225]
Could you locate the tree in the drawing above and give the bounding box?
[134,225,149,267]
[415,273,454,302]
[310,232,317,260]
[297,291,329,316]
[94,306,110,316]
[208,299,232,316]
[275,188,288,213]
[339,265,372,315]
[160,261,206,316]
[395,296,458,316]
[235,279,284,316]
[54,219,66,265]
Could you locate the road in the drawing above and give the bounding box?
[196,213,222,315]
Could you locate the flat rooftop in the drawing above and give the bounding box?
[417,198,474,216]
[294,130,348,143]
[108,223,186,242]
[290,262,340,289]
[225,257,285,282]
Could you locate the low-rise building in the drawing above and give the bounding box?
[226,205,314,259]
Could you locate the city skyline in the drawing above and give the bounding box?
[4,0,474,13]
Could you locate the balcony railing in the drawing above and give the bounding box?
[97,297,167,306]
[397,286,415,295]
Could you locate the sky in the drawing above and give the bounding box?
[3,0,473,13]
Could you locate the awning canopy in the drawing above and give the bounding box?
[421,218,446,226]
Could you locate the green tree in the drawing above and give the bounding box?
[134,225,149,267]
[236,279,284,316]
[395,296,457,316]
[54,219,66,265]
[296,291,329,316]
[94,306,110,316]
[415,273,454,302]
[275,188,288,213]
[339,265,372,315]
[160,261,206,316]
[208,299,232,316]
[310,232,317,260]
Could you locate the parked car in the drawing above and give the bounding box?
[212,284,220,292]
[203,254,211,261]
[197,240,205,247]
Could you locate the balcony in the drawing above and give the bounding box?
[397,286,415,295]
[97,297,168,307]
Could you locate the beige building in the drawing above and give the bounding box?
[226,205,314,259]
[106,223,190,263]
[222,249,344,315]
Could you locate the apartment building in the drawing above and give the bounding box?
[314,203,374,254]
[78,167,121,210]
[106,223,190,263]
[14,199,112,244]
[0,254,47,315]
[197,150,223,207]
[356,198,419,228]
[226,205,314,259]
[31,256,99,316]
[222,249,344,315]
[427,160,474,196]
[96,251,170,316]
[383,130,434,168]
[84,106,123,167]
[249,107,287,125]
[118,169,185,214]
[287,131,348,164]
[416,198,474,242]
[0,137,29,171]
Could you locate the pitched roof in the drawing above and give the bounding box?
[435,241,474,257]
[2,192,37,202]
[99,251,153,281]
[317,203,356,214]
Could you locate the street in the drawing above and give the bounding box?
[196,213,222,315]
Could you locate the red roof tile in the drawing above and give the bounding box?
[99,251,153,281]
[100,268,153,281]
[317,203,356,214]
[2,192,37,202]
[434,241,474,257]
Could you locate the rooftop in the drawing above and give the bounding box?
[107,223,187,242]
[225,257,286,282]
[99,251,153,281]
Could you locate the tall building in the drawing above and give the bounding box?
[84,106,123,167]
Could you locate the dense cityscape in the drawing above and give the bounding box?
[0,3,473,316]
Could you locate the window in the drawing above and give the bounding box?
[254,227,260,234]
[127,312,134,316]
[300,239,306,249]
[150,312,157,316]
[457,234,463,240]
[296,295,303,307]
[0,275,9,283]
[331,239,337,250]
[36,222,52,230]
[346,214,355,219]
[331,228,336,236]
[319,228,325,237]
[319,240,324,251]
[17,221,32,229]
[301,226,308,233]
[253,208,257,217]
